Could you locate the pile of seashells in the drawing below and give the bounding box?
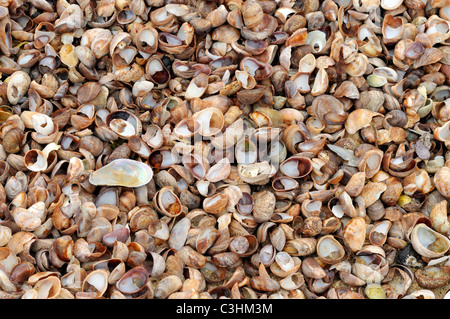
[0,0,450,300]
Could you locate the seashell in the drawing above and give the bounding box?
[173,118,200,140]
[242,0,264,29]
[359,182,387,208]
[145,56,170,87]
[272,176,299,192]
[240,57,273,80]
[82,269,109,298]
[89,159,153,187]
[316,235,345,264]
[280,155,312,179]
[250,107,281,127]
[250,273,280,292]
[235,70,256,90]
[112,46,137,69]
[344,172,365,197]
[342,53,368,78]
[177,245,207,269]
[7,71,31,105]
[168,218,190,251]
[356,149,383,179]
[193,107,224,137]
[10,262,35,285]
[203,192,228,215]
[60,44,78,68]
[74,45,96,69]
[280,273,305,291]
[369,220,391,246]
[182,154,209,180]
[402,289,435,299]
[154,275,182,299]
[103,226,130,247]
[17,50,41,68]
[33,276,61,299]
[270,253,301,278]
[415,266,450,289]
[434,121,450,143]
[24,143,60,173]
[237,161,272,185]
[141,126,163,152]
[311,68,328,96]
[283,238,316,257]
[153,186,182,218]
[235,138,258,165]
[301,257,326,279]
[367,74,387,88]
[2,128,25,154]
[116,267,149,295]
[128,135,151,159]
[106,110,142,139]
[381,266,413,299]
[382,14,404,45]
[342,217,366,252]
[196,226,220,254]
[206,158,231,183]
[252,190,276,223]
[410,223,450,258]
[430,200,450,235]
[345,109,378,135]
[381,0,404,10]
[0,0,448,300]
[298,216,321,237]
[235,192,254,216]
[0,226,12,247]
[305,30,327,54]
[229,234,258,257]
[0,247,19,274]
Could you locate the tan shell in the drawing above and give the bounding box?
[434,167,450,198]
[410,223,450,258]
[369,220,391,246]
[316,235,345,264]
[343,217,366,252]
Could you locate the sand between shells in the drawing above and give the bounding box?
[0,0,449,299]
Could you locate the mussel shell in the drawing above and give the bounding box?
[89,159,153,187]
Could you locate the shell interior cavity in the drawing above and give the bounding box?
[318,238,341,260]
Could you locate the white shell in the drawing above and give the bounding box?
[31,114,55,136]
[89,159,153,187]
[7,71,31,105]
